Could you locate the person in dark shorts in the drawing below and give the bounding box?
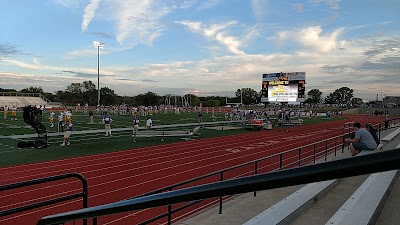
[345,122,377,156]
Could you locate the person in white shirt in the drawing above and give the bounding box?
[11,106,17,121]
[57,112,64,132]
[3,105,9,119]
[49,110,55,127]
[146,117,152,130]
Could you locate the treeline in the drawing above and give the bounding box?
[1,82,370,107]
[0,82,254,107]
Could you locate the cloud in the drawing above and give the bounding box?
[251,0,269,20]
[176,20,245,55]
[310,0,341,10]
[292,3,304,13]
[197,0,221,10]
[32,57,40,65]
[0,43,22,58]
[54,0,80,8]
[298,26,343,52]
[82,0,101,32]
[89,32,113,38]
[102,0,174,46]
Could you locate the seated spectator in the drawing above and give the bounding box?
[345,122,377,156]
[365,123,380,145]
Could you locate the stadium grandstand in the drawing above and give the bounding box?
[0,92,62,108]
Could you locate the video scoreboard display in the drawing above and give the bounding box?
[261,72,306,103]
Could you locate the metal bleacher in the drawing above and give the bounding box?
[0,93,61,108]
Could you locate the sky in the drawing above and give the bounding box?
[0,0,399,101]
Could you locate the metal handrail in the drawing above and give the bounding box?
[36,148,400,225]
[0,173,88,225]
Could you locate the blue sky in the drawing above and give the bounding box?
[0,0,399,101]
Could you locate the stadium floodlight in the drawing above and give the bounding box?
[93,41,105,106]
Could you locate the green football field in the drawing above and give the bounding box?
[0,109,346,167]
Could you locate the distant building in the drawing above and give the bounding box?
[383,96,400,107]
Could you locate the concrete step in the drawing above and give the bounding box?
[289,174,370,225]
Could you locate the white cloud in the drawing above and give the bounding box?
[96,0,177,46]
[310,0,341,10]
[176,20,245,55]
[54,0,80,8]
[198,0,221,10]
[82,0,102,32]
[298,26,342,52]
[251,0,269,20]
[32,57,40,65]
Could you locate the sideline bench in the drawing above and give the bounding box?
[131,126,200,142]
[290,119,304,125]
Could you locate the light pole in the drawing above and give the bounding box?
[94,41,104,106]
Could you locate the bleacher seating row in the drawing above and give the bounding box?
[0,96,46,107]
[244,126,400,225]
[0,96,52,108]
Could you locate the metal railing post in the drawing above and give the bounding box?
[313,144,316,164]
[298,148,301,166]
[279,154,283,169]
[168,187,173,225]
[254,161,258,196]
[334,138,337,157]
[325,140,328,161]
[219,172,224,214]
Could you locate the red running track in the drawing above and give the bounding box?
[0,115,386,225]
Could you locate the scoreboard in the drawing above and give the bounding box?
[261,72,306,103]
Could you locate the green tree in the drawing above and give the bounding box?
[324,93,336,104]
[235,88,259,105]
[351,97,363,107]
[0,88,17,92]
[306,89,322,104]
[82,81,97,106]
[333,87,353,105]
[135,91,160,106]
[100,87,117,106]
[324,87,354,105]
[20,86,44,94]
[66,83,83,94]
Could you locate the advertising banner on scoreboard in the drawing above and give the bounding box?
[261,72,306,103]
